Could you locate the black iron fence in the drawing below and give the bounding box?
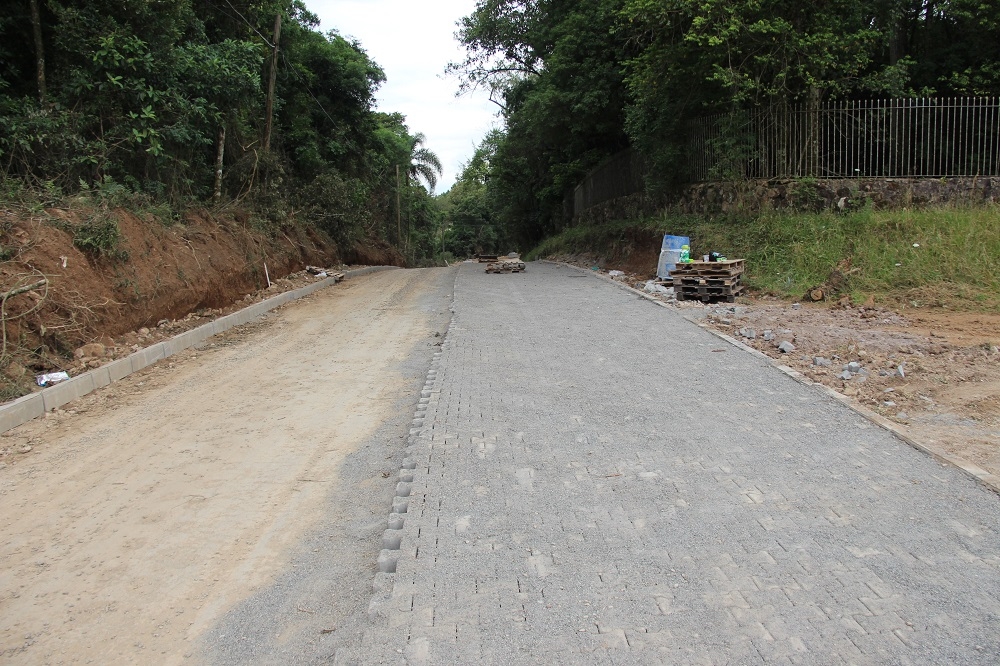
[689,97,1000,182]
[568,97,1000,218]
[567,149,646,219]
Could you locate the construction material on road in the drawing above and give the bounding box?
[476,254,499,263]
[671,259,745,303]
[484,256,526,273]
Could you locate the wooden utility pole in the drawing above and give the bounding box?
[28,0,46,105]
[263,13,281,152]
[396,164,402,246]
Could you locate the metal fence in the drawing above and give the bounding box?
[569,149,646,217]
[688,97,1000,181]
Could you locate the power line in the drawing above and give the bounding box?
[280,52,339,127]
[218,0,274,48]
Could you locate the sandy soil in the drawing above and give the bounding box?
[0,268,447,664]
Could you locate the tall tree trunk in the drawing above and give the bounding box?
[29,0,46,105]
[263,14,282,152]
[213,125,226,202]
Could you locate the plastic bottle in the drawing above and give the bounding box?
[679,244,691,263]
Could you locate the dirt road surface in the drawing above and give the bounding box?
[0,267,453,664]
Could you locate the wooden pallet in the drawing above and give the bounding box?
[675,283,744,303]
[673,275,740,287]
[477,254,499,263]
[670,259,745,278]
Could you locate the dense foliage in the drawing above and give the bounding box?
[0,0,442,262]
[450,0,1000,247]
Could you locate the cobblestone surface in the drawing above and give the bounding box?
[352,261,1000,665]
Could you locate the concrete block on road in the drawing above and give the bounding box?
[106,357,132,382]
[388,513,406,530]
[164,326,212,356]
[382,530,403,550]
[0,393,44,431]
[212,314,238,334]
[90,366,112,389]
[42,374,95,412]
[247,302,270,319]
[129,343,166,373]
[228,310,254,327]
[377,549,399,573]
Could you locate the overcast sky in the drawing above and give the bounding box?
[307,0,498,192]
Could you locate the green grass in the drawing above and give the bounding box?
[529,204,1000,310]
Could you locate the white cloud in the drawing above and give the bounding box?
[307,0,499,191]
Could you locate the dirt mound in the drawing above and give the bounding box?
[0,206,346,397]
[550,228,662,278]
[343,236,405,267]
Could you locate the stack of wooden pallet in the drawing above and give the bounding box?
[670,259,745,303]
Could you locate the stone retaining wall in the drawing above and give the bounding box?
[574,176,999,225]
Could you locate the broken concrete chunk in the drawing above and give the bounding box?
[778,341,795,354]
[813,357,832,367]
[839,370,853,380]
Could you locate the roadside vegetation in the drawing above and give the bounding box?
[445,0,1000,268]
[528,204,1000,310]
[0,0,446,264]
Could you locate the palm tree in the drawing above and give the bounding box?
[407,133,443,193]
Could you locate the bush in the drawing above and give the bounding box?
[73,214,127,259]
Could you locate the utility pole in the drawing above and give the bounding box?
[29,0,46,105]
[263,13,281,152]
[396,164,402,246]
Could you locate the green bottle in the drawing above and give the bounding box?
[680,244,691,263]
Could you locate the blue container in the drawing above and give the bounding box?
[662,234,689,252]
[657,234,690,279]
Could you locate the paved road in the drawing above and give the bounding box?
[349,261,1000,665]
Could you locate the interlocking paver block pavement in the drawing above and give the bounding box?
[358,261,1000,665]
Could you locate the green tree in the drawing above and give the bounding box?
[406,132,443,193]
[441,131,505,257]
[452,0,631,247]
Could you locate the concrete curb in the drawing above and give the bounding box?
[547,259,1000,496]
[0,266,398,433]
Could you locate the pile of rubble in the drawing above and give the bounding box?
[483,253,526,273]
